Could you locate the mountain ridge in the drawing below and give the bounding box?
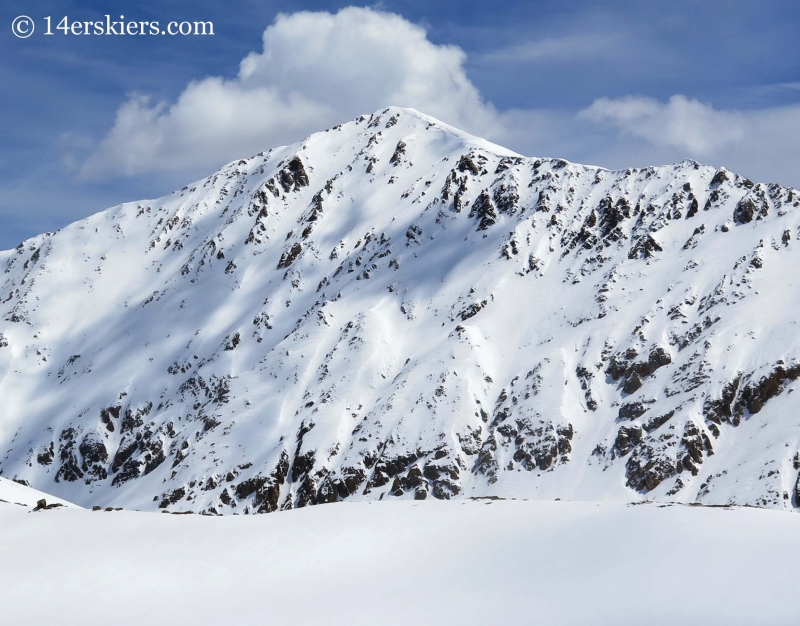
[2,106,800,513]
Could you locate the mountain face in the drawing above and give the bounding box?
[2,107,800,513]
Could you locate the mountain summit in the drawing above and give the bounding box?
[2,106,799,513]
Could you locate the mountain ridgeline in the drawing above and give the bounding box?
[2,107,800,513]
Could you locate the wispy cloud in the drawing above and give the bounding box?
[576,94,800,186]
[477,34,619,64]
[578,95,747,155]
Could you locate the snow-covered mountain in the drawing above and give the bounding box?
[2,106,800,513]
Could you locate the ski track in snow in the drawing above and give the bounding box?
[1,107,800,514]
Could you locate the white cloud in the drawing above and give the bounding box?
[577,95,800,186]
[479,35,619,64]
[80,7,499,180]
[578,95,747,155]
[81,86,329,178]
[79,7,800,190]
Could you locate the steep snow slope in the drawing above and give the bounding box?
[1,500,799,625]
[2,107,800,512]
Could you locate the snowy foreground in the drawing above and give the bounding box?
[1,497,798,625]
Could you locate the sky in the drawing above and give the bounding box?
[2,0,800,250]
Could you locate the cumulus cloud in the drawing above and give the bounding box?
[80,7,499,180]
[79,7,800,189]
[81,85,329,178]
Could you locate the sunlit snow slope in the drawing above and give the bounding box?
[0,476,77,508]
[2,107,800,512]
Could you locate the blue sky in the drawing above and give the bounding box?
[2,0,800,250]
